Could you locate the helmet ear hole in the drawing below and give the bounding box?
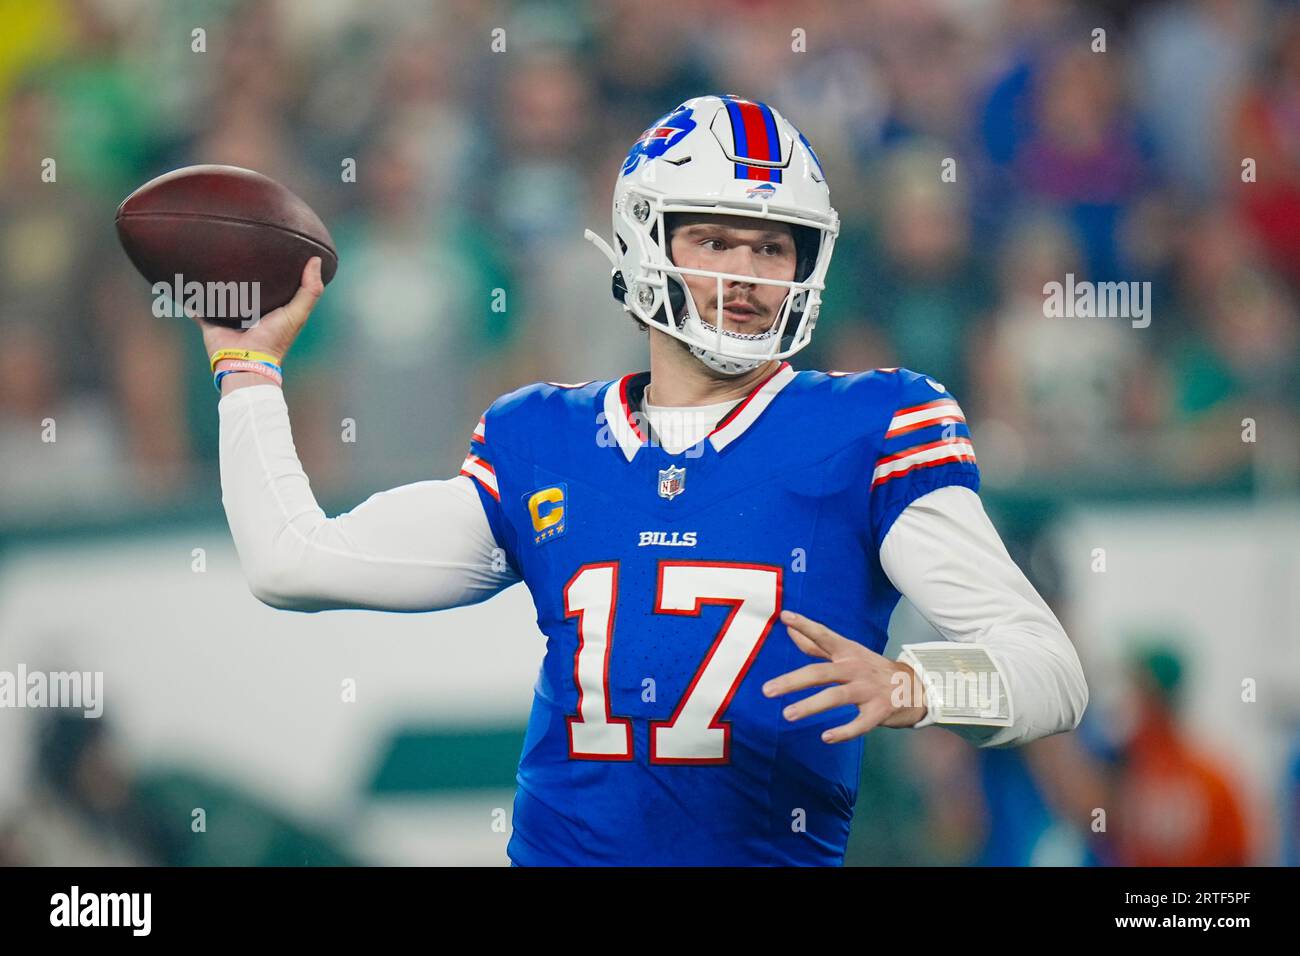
[791,224,819,283]
[667,276,687,318]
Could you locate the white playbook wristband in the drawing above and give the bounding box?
[898,642,1014,728]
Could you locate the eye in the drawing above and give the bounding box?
[701,237,727,251]
[759,243,784,256]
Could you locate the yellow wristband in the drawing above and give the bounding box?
[209,348,283,374]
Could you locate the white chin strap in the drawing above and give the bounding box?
[684,319,778,375]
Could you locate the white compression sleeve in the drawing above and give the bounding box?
[879,485,1089,747]
[217,384,520,612]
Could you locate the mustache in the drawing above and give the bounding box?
[714,295,764,313]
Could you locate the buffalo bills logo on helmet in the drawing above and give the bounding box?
[622,105,697,176]
[745,182,777,200]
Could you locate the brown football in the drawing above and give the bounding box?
[115,164,338,326]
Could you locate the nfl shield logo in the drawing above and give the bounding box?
[658,465,686,500]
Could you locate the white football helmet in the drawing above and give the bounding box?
[586,94,840,375]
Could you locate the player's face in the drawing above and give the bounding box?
[668,214,797,334]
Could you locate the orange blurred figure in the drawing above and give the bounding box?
[1114,647,1250,866]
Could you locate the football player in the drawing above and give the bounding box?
[201,95,1088,865]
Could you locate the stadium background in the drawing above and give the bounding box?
[1,0,1298,865]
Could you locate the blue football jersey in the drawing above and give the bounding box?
[458,362,979,865]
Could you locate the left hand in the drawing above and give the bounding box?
[762,609,928,743]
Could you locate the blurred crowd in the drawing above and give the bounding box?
[1,0,1297,512]
[0,709,355,865]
